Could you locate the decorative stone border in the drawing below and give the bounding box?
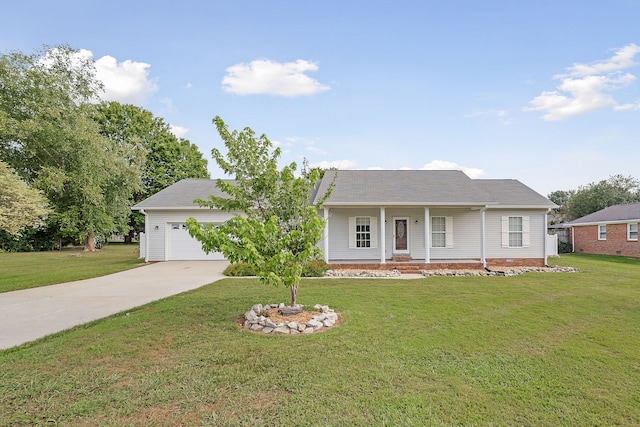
[422,266,579,277]
[325,269,401,278]
[324,266,578,278]
[243,303,339,335]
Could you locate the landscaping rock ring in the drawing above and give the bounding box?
[242,303,341,335]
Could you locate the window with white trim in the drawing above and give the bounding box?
[628,223,638,241]
[355,217,371,248]
[348,216,378,249]
[431,216,453,248]
[509,217,523,247]
[501,216,530,248]
[598,224,607,240]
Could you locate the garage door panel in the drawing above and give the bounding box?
[168,223,225,260]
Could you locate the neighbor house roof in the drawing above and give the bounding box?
[132,179,233,210]
[313,170,556,208]
[568,202,640,225]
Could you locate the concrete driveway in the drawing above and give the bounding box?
[0,261,228,350]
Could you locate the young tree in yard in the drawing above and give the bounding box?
[0,46,143,250]
[0,161,50,235]
[186,116,332,307]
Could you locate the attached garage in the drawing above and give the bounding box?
[167,223,225,260]
[132,179,237,262]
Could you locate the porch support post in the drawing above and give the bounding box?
[480,207,487,268]
[424,207,430,263]
[380,207,386,264]
[323,207,329,263]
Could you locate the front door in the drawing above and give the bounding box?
[393,217,409,254]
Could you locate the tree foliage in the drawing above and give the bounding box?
[186,116,332,306]
[91,102,209,239]
[0,46,143,250]
[91,102,209,197]
[550,175,640,221]
[0,161,50,235]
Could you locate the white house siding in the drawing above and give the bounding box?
[325,208,381,261]
[144,209,236,261]
[484,209,546,259]
[429,208,482,260]
[325,207,486,262]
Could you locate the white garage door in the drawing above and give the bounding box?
[167,223,226,260]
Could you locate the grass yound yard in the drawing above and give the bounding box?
[0,254,639,425]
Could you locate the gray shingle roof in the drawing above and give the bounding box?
[474,179,558,208]
[132,179,232,210]
[314,170,555,208]
[133,171,556,210]
[569,202,640,224]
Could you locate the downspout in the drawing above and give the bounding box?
[140,208,149,263]
[571,225,575,253]
[480,207,487,269]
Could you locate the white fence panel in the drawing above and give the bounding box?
[546,233,558,257]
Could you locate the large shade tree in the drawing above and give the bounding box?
[186,117,332,307]
[91,102,209,240]
[0,45,143,250]
[565,175,640,220]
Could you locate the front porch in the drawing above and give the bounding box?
[328,258,485,273]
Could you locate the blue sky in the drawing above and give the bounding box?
[3,1,640,196]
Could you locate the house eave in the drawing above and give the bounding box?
[131,205,216,211]
[569,219,640,227]
[321,202,497,207]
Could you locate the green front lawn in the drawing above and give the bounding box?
[1,254,639,426]
[0,243,143,293]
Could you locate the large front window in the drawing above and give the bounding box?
[355,217,371,248]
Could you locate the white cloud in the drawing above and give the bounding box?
[222,59,330,97]
[526,44,640,121]
[169,125,188,138]
[420,160,486,179]
[94,54,158,105]
[310,160,358,169]
[614,100,640,111]
[565,43,640,77]
[38,48,157,105]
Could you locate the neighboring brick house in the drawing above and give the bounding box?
[568,203,640,257]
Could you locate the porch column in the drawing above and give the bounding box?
[424,207,430,263]
[323,207,329,263]
[380,207,386,264]
[480,208,487,268]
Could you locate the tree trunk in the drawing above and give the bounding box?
[290,284,298,307]
[84,234,96,252]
